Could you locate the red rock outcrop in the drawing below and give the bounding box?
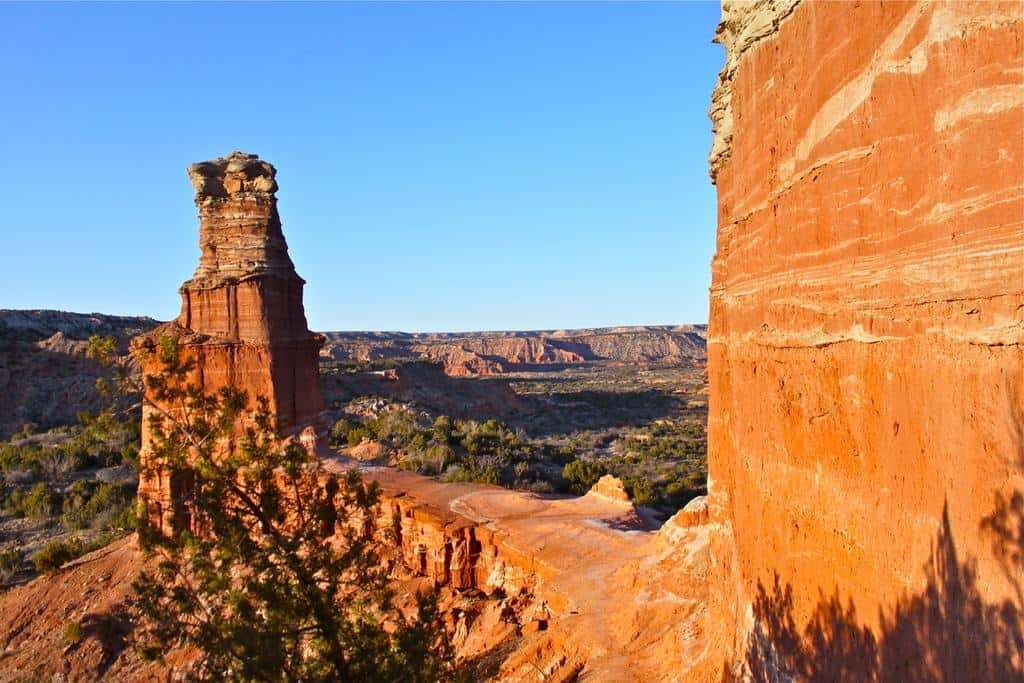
[410,343,510,376]
[705,1,1023,679]
[133,151,324,533]
[411,338,587,376]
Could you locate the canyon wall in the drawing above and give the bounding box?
[0,311,156,438]
[706,1,1023,679]
[133,152,324,533]
[319,325,708,375]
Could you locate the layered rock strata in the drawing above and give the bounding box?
[706,1,1024,679]
[319,325,708,376]
[324,465,711,682]
[133,152,324,533]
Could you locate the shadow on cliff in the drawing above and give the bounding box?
[737,502,1024,682]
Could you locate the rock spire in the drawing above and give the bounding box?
[134,152,324,533]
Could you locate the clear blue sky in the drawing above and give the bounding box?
[1,1,722,332]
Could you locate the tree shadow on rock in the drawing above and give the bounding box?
[79,603,132,677]
[743,503,1023,682]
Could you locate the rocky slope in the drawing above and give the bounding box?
[0,311,157,439]
[704,1,1023,679]
[321,324,707,376]
[0,469,713,682]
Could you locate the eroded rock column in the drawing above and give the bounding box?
[134,151,324,533]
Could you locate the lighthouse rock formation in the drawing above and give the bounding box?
[704,1,1023,679]
[134,151,324,533]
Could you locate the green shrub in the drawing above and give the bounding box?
[61,481,135,530]
[562,459,608,495]
[407,432,428,453]
[513,461,530,480]
[31,534,112,573]
[5,482,62,519]
[441,464,500,486]
[421,444,454,475]
[347,426,371,447]
[371,409,419,445]
[396,458,423,473]
[329,418,362,447]
[0,549,22,582]
[432,416,453,444]
[0,441,45,474]
[625,477,656,506]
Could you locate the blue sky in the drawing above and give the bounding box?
[1,1,722,332]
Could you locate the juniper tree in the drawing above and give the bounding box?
[131,336,458,682]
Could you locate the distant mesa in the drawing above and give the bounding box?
[320,324,708,376]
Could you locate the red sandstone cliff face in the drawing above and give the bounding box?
[706,1,1023,679]
[133,152,324,534]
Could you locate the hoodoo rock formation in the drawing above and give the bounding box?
[705,1,1023,679]
[133,151,324,533]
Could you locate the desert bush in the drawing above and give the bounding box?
[5,482,62,519]
[432,415,454,444]
[31,534,112,573]
[625,477,656,506]
[64,411,141,469]
[421,444,454,475]
[0,549,22,583]
[406,431,428,453]
[39,449,78,481]
[514,461,530,481]
[621,421,707,462]
[371,408,420,446]
[329,418,362,447]
[0,441,45,474]
[346,425,371,446]
[442,463,501,486]
[61,480,136,530]
[396,458,424,473]
[562,459,608,495]
[522,479,556,494]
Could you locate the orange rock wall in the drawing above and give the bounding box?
[707,1,1023,678]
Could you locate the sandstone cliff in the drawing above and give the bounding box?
[705,1,1024,679]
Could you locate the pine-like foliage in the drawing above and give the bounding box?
[132,336,459,682]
